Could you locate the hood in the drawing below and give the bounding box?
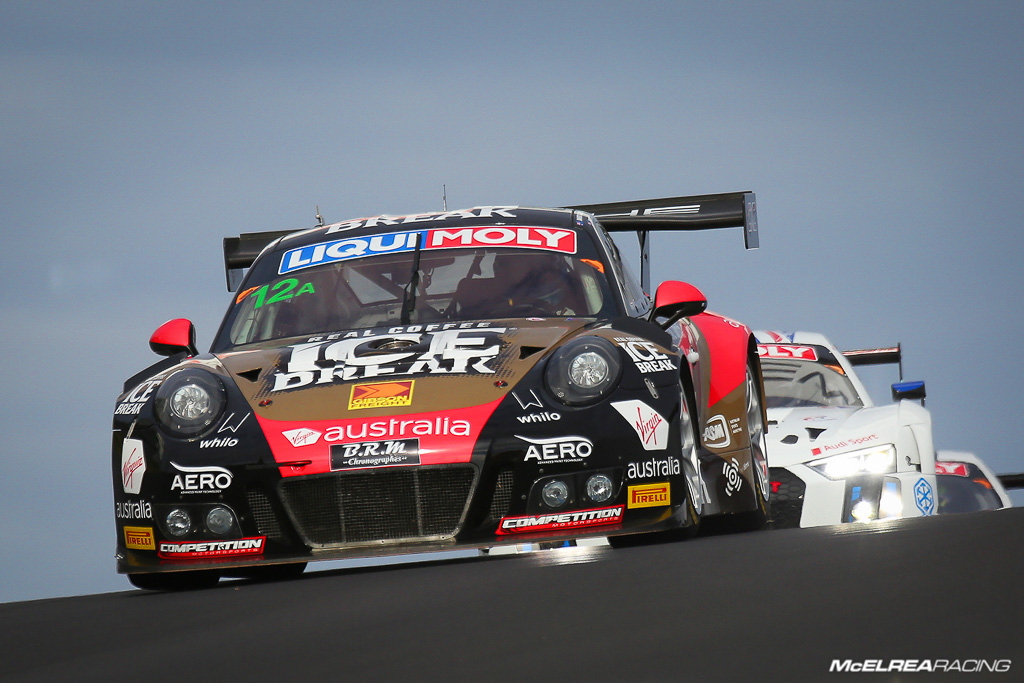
[214,319,590,422]
[765,406,900,468]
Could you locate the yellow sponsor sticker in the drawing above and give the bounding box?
[124,526,156,550]
[627,482,671,509]
[348,380,415,410]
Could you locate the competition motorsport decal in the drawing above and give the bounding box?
[279,225,577,274]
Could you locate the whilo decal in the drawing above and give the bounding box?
[512,389,544,410]
[280,225,576,274]
[124,526,155,551]
[518,435,593,463]
[611,401,669,451]
[158,537,266,559]
[497,506,623,534]
[627,483,671,509]
[703,415,731,449]
[626,455,681,480]
[282,428,322,447]
[330,439,420,469]
[723,457,743,496]
[121,438,146,494]
[217,412,250,433]
[271,328,506,390]
[516,411,562,424]
[170,462,233,494]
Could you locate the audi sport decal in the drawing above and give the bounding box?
[170,462,233,494]
[497,506,624,535]
[518,435,593,463]
[349,380,415,410]
[810,434,879,456]
[627,483,670,509]
[158,537,266,559]
[124,526,155,551]
[271,328,507,390]
[121,438,146,494]
[757,344,818,361]
[280,225,576,274]
[611,400,669,451]
[330,438,419,469]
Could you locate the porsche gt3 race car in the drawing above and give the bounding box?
[113,192,770,590]
[756,331,938,528]
[934,450,1013,514]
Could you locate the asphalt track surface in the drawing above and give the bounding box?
[2,508,1022,682]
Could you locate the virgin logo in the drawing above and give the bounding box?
[611,400,668,451]
[121,438,146,494]
[282,428,322,447]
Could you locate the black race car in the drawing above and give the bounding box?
[113,192,770,589]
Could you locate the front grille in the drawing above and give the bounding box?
[769,467,805,529]
[246,488,286,541]
[487,468,515,522]
[279,465,476,547]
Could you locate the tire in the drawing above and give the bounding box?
[609,381,701,548]
[127,570,220,592]
[721,358,770,531]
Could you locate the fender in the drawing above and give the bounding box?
[689,311,753,409]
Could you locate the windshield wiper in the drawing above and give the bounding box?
[400,233,423,325]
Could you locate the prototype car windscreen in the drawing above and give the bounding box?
[936,463,1004,513]
[213,231,619,350]
[759,350,864,408]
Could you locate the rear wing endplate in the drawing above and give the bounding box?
[843,345,903,380]
[569,191,757,292]
[223,230,297,291]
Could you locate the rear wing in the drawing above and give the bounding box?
[843,344,905,382]
[569,191,758,292]
[223,230,299,291]
[998,473,1024,490]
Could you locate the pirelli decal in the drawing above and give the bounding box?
[627,483,670,509]
[124,526,155,550]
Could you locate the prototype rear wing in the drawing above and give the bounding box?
[843,345,904,381]
[569,191,758,292]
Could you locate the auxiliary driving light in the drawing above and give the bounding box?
[165,508,192,537]
[205,506,235,535]
[585,473,614,503]
[541,480,570,508]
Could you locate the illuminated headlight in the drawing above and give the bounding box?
[809,444,897,480]
[205,506,235,535]
[154,369,226,438]
[545,336,622,406]
[586,474,614,503]
[165,509,192,537]
[541,480,570,509]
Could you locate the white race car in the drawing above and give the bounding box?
[934,450,1013,513]
[755,331,938,528]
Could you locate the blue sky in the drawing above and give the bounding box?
[2,0,1022,603]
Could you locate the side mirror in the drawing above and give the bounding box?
[892,380,926,404]
[150,318,198,357]
[650,281,708,329]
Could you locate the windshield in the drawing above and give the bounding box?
[758,345,863,408]
[213,231,619,350]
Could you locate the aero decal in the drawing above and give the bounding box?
[497,506,624,534]
[280,226,577,274]
[611,401,668,451]
[914,478,935,516]
[121,438,146,494]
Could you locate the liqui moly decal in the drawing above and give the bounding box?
[158,537,266,559]
[121,438,147,494]
[611,401,669,451]
[497,506,624,535]
[280,225,576,274]
[757,344,819,361]
[271,328,507,390]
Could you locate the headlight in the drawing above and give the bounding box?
[154,369,227,438]
[809,444,897,480]
[541,480,570,508]
[545,336,622,406]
